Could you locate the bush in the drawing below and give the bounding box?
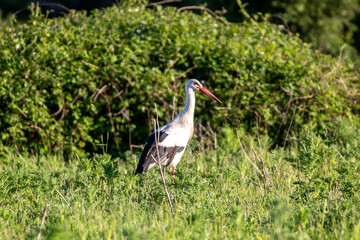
[0,3,359,156]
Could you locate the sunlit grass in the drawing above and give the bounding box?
[1,124,359,239]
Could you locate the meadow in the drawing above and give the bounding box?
[1,121,359,239]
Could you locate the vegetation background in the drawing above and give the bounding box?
[1,0,360,61]
[0,0,360,239]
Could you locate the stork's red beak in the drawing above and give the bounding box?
[199,86,222,103]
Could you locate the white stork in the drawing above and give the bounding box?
[135,79,222,177]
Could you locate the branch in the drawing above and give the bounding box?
[54,187,72,210]
[273,87,314,144]
[164,58,179,74]
[114,106,127,116]
[153,93,170,108]
[36,204,50,240]
[172,96,177,120]
[236,0,263,34]
[177,6,227,24]
[51,97,65,117]
[268,14,293,35]
[102,94,120,152]
[34,3,71,12]
[28,124,48,139]
[81,60,99,70]
[91,83,110,101]
[236,132,262,176]
[175,65,198,79]
[130,144,144,149]
[153,104,174,216]
[251,147,280,197]
[151,155,174,216]
[292,95,314,101]
[71,92,82,105]
[283,107,297,148]
[147,0,182,7]
[12,2,71,17]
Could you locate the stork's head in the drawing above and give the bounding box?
[186,79,222,103]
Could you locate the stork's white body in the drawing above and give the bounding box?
[135,79,221,175]
[145,125,191,171]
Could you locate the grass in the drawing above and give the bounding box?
[1,121,360,239]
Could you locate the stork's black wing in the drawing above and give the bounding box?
[135,130,168,174]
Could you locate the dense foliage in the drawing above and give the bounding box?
[2,0,360,60]
[0,3,359,156]
[173,0,360,60]
[1,122,359,239]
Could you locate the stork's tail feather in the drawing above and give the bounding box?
[135,165,144,175]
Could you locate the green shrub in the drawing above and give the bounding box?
[0,3,359,156]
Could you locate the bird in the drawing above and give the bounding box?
[135,79,222,177]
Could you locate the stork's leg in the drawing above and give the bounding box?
[171,166,176,183]
[172,166,176,178]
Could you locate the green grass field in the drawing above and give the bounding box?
[1,123,360,239]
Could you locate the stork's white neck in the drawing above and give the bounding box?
[178,87,195,125]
